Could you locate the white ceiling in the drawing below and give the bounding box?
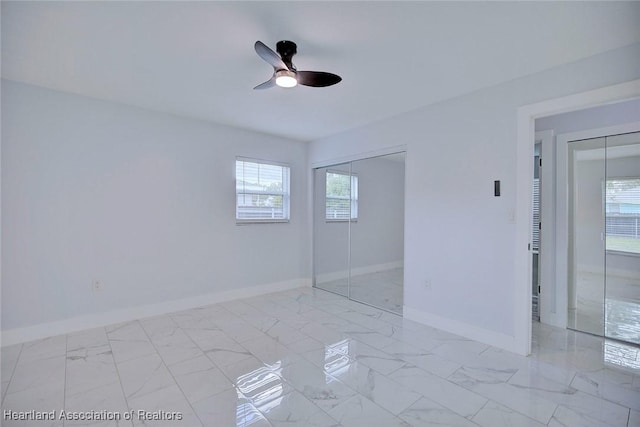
[2,1,640,141]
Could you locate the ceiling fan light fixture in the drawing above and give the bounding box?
[254,40,340,90]
[275,69,297,88]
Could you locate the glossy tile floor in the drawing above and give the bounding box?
[2,287,640,427]
[568,271,640,345]
[315,267,403,314]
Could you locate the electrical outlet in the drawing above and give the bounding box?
[424,279,431,290]
[92,279,104,292]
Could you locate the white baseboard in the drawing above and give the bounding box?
[315,261,403,284]
[540,312,566,330]
[1,278,311,347]
[576,264,640,280]
[403,306,518,354]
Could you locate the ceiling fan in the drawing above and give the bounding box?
[253,40,342,90]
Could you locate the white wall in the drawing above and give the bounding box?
[1,80,310,336]
[308,43,640,351]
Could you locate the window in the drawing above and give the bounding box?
[236,158,290,223]
[605,177,640,254]
[325,170,358,221]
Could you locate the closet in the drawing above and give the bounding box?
[567,131,640,345]
[313,152,405,314]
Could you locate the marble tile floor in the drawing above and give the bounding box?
[316,267,404,314]
[2,287,640,427]
[568,271,640,345]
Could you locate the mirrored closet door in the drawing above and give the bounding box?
[313,163,352,298]
[313,152,405,314]
[604,132,640,344]
[568,131,640,345]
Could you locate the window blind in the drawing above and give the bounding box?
[236,159,290,222]
[605,177,640,254]
[532,178,540,251]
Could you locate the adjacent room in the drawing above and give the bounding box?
[2,2,640,426]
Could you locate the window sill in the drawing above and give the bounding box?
[236,219,290,225]
[606,250,640,258]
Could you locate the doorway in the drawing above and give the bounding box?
[516,80,640,356]
[313,152,406,314]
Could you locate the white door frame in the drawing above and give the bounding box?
[514,79,640,356]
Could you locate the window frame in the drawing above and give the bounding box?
[235,157,291,224]
[325,169,358,222]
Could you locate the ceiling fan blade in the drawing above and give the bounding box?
[297,71,342,87]
[254,41,288,71]
[253,77,276,90]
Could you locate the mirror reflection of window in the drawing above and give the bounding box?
[605,177,640,254]
[325,171,358,221]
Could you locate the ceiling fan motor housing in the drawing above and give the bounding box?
[276,40,297,70]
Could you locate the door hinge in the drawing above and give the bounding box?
[539,158,542,167]
[538,222,542,230]
[538,286,541,293]
[528,243,531,251]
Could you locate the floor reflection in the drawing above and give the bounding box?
[604,339,640,371]
[323,339,352,379]
[236,362,284,417]
[235,399,267,427]
[315,268,404,314]
[605,299,640,345]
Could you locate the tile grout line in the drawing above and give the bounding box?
[406,363,493,420]
[548,403,562,425]
[570,368,640,414]
[105,326,136,427]
[330,391,410,425]
[0,343,24,407]
[214,296,382,425]
[318,304,489,424]
[175,329,248,411]
[504,366,519,383]
[62,334,68,427]
[469,399,490,421]
[138,319,205,427]
[173,303,292,427]
[270,293,451,390]
[451,365,563,425]
[7,289,639,427]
